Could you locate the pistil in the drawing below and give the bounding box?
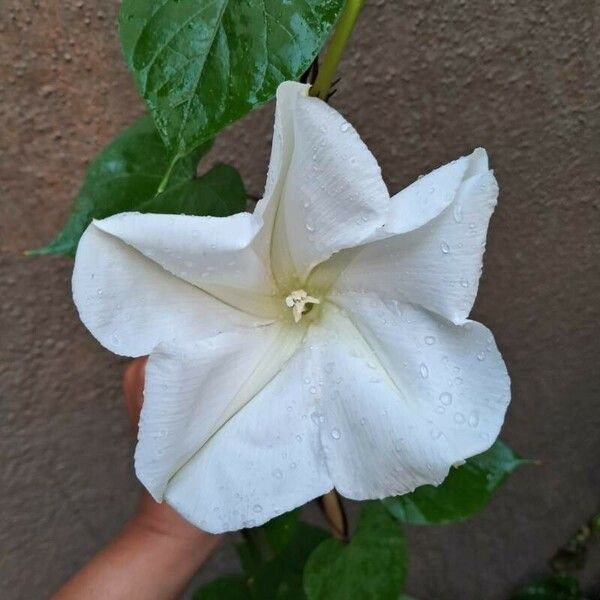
[284,289,320,323]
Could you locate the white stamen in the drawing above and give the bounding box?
[284,289,320,323]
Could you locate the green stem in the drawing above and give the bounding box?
[309,0,365,100]
[156,153,181,195]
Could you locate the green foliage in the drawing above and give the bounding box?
[195,510,328,600]
[31,115,244,257]
[118,0,345,158]
[510,574,582,600]
[303,502,407,600]
[193,575,249,599]
[382,441,524,525]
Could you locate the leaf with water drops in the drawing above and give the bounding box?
[510,574,582,600]
[382,440,524,525]
[303,502,407,600]
[30,115,244,257]
[119,0,345,158]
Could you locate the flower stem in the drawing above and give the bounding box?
[309,0,365,100]
[318,490,348,541]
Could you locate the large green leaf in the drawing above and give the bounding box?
[243,522,328,600]
[510,574,582,600]
[382,441,524,525]
[118,0,344,157]
[303,502,407,600]
[139,164,246,216]
[196,520,327,600]
[30,115,245,257]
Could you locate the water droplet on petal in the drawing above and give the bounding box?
[253,504,262,513]
[453,204,463,223]
[311,411,323,426]
[272,468,283,479]
[425,335,436,345]
[454,412,466,424]
[468,411,480,428]
[439,392,453,406]
[476,351,485,361]
[340,121,350,132]
[419,363,429,378]
[441,242,450,254]
[330,428,341,440]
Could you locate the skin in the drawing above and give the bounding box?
[52,357,222,600]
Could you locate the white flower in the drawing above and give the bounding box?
[72,82,510,533]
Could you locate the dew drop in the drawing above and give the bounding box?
[295,434,302,442]
[460,279,469,288]
[340,121,350,132]
[430,428,443,440]
[419,363,429,378]
[310,411,323,426]
[111,333,120,346]
[453,204,463,223]
[468,411,480,428]
[425,335,436,345]
[309,386,317,395]
[324,362,335,374]
[253,504,262,513]
[96,288,103,296]
[330,428,341,440]
[454,412,466,424]
[476,351,486,361]
[440,242,450,254]
[439,392,453,406]
[272,468,283,479]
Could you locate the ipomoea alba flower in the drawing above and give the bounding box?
[72,82,510,533]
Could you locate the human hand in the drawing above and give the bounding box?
[53,358,221,600]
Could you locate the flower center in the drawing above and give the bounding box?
[284,289,320,323]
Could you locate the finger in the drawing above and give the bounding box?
[123,357,148,432]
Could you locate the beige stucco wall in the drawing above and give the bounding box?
[1,1,599,598]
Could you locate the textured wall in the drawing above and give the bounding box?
[1,1,599,598]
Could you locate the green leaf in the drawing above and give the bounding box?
[193,575,250,600]
[139,164,246,217]
[510,574,582,600]
[29,115,245,257]
[244,522,328,600]
[118,0,345,157]
[303,502,407,600]
[382,441,524,525]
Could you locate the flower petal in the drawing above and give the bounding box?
[318,153,498,324]
[72,222,271,357]
[163,340,333,533]
[383,148,489,236]
[93,211,280,318]
[254,82,389,287]
[308,299,510,499]
[136,322,304,501]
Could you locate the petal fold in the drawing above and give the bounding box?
[162,340,333,533]
[72,222,266,357]
[255,82,389,287]
[136,323,303,501]
[314,296,510,499]
[317,150,498,323]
